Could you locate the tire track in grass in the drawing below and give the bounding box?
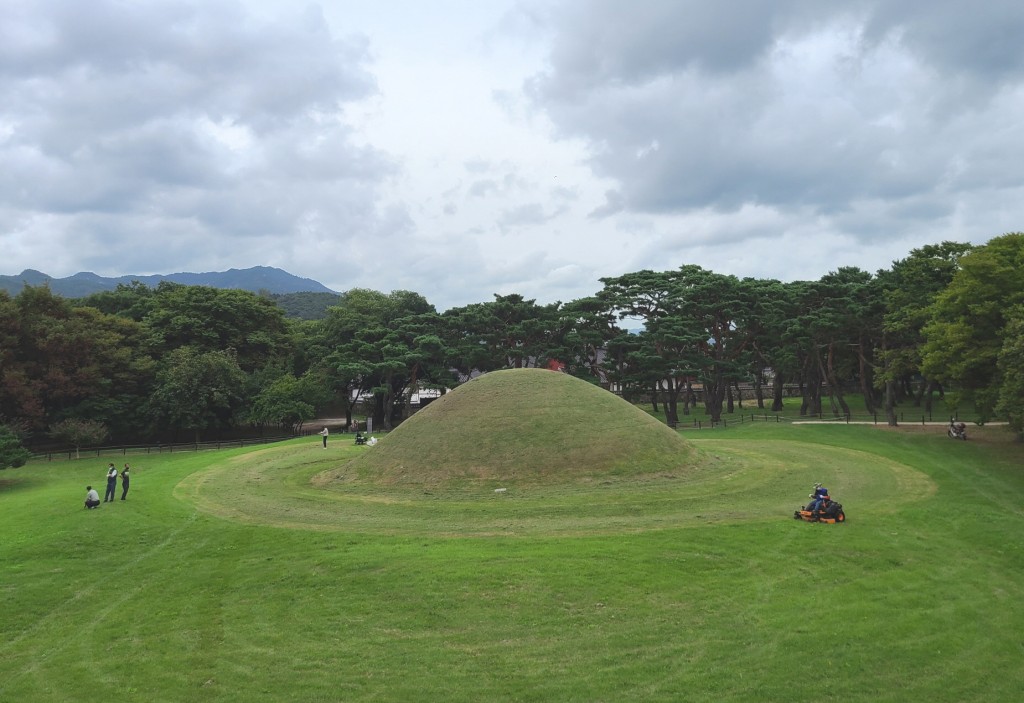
[175,440,935,537]
[0,513,202,693]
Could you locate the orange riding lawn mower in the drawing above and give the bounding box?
[793,485,846,524]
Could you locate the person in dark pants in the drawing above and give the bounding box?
[85,486,100,509]
[120,464,130,500]
[104,463,118,502]
[319,427,329,448]
[807,482,828,513]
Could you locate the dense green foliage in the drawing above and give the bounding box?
[48,418,109,459]
[148,347,248,442]
[0,286,155,435]
[995,308,1024,435]
[314,288,453,430]
[920,233,1024,425]
[267,291,342,319]
[0,425,30,469]
[1,233,1020,451]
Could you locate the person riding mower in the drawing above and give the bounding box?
[793,484,846,523]
[948,419,968,440]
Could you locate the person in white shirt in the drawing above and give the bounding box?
[85,486,100,509]
[319,427,329,448]
[104,463,118,502]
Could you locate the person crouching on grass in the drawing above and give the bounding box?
[85,486,100,509]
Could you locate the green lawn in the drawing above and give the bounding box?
[641,392,991,425]
[2,423,1022,702]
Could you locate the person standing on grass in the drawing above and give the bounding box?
[85,486,100,509]
[319,426,329,448]
[120,464,130,500]
[104,463,118,502]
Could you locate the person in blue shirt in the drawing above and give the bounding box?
[808,483,829,513]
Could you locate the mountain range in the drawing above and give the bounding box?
[0,266,337,297]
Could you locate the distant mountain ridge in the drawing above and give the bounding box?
[0,266,337,297]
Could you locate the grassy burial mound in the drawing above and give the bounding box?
[341,368,698,486]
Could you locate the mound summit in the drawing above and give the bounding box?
[341,368,698,486]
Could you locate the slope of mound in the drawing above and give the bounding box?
[341,368,697,486]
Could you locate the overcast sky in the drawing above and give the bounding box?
[3,1,1023,311]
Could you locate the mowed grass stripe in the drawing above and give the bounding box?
[174,435,934,536]
[2,423,1022,702]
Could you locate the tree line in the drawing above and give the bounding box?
[1,233,1022,467]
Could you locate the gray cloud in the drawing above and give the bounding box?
[0,0,399,276]
[468,179,499,198]
[528,0,1024,233]
[531,0,842,98]
[863,1,1024,81]
[464,164,531,200]
[5,0,1024,314]
[498,202,550,229]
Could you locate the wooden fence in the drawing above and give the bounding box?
[32,434,297,462]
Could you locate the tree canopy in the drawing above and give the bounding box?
[920,233,1024,422]
[4,233,1022,448]
[0,425,30,469]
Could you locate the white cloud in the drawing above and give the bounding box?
[0,0,397,278]
[2,0,1024,312]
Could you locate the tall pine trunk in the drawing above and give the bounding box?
[885,379,898,426]
[821,343,851,418]
[663,378,681,427]
[703,369,726,422]
[771,372,785,411]
[858,341,876,415]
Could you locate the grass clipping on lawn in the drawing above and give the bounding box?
[342,368,698,486]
